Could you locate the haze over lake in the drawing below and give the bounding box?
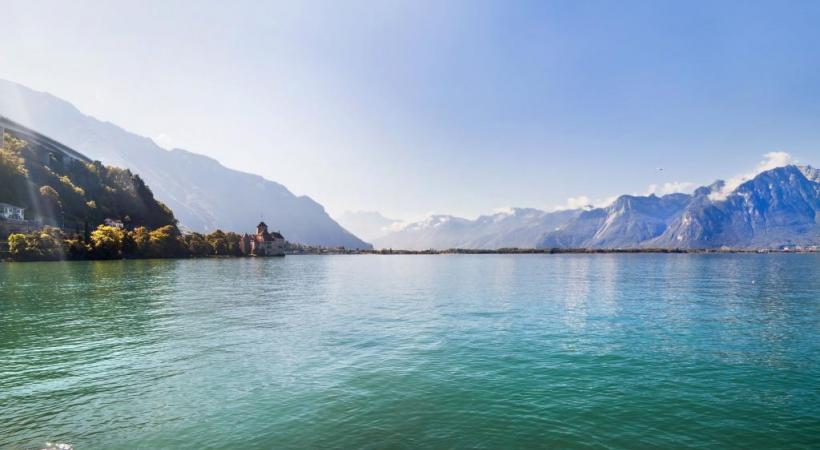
[2,255,818,449]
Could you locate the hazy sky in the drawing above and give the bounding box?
[2,0,819,220]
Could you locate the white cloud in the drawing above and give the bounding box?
[492,206,517,215]
[554,196,592,211]
[154,133,173,149]
[645,181,696,196]
[386,221,410,232]
[551,151,795,214]
[553,195,617,211]
[709,151,795,201]
[384,210,442,232]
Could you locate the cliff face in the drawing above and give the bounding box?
[0,79,372,249]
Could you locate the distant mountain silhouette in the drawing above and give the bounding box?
[538,194,691,249]
[377,166,818,250]
[373,208,581,250]
[0,79,371,249]
[643,165,819,248]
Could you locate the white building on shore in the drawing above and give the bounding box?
[0,203,25,221]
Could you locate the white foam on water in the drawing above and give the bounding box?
[41,443,73,450]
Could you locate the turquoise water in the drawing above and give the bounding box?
[1,255,819,449]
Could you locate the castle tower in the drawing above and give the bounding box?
[256,222,268,235]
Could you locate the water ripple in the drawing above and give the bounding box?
[1,255,819,449]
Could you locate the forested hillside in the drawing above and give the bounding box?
[0,79,372,249]
[0,131,176,232]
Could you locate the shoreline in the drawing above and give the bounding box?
[295,247,819,255]
[2,247,817,263]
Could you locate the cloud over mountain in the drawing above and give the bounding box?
[710,152,795,201]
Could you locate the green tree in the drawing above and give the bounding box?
[205,229,244,256]
[38,185,63,225]
[64,236,91,260]
[206,229,228,255]
[8,233,35,260]
[121,230,137,256]
[223,232,244,256]
[1,132,177,231]
[184,232,212,257]
[148,225,185,258]
[90,225,126,259]
[8,228,64,261]
[129,226,151,257]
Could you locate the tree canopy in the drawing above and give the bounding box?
[0,132,176,230]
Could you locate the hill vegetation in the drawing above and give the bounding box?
[0,132,176,232]
[0,79,373,249]
[0,130,272,261]
[5,226,247,261]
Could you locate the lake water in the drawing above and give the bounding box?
[1,254,818,449]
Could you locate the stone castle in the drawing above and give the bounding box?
[239,222,285,256]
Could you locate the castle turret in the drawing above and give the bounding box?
[256,222,268,235]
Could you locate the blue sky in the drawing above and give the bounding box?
[2,0,819,220]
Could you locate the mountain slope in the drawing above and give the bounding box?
[648,165,819,248]
[538,165,819,249]
[0,79,371,249]
[799,165,820,183]
[372,215,474,250]
[373,208,580,250]
[539,194,691,248]
[1,128,176,231]
[375,165,818,250]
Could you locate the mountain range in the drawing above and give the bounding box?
[372,165,819,250]
[366,209,582,250]
[2,79,817,251]
[0,79,371,249]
